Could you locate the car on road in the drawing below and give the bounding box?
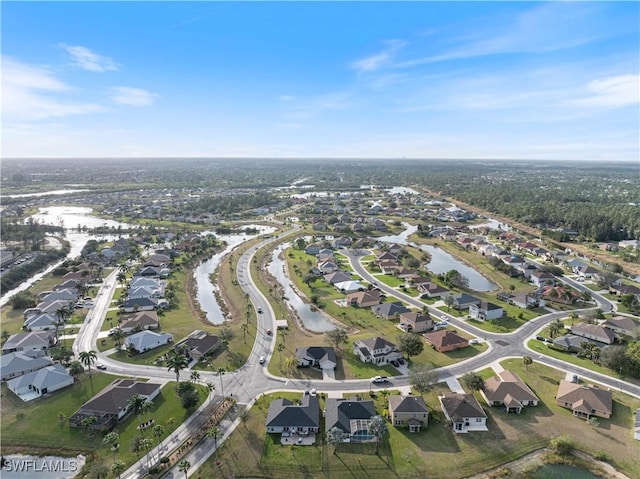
[370,376,388,384]
[266,329,272,336]
[96,363,107,370]
[257,307,263,313]
[259,356,266,365]
[469,338,479,345]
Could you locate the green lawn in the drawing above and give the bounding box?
[375,274,405,288]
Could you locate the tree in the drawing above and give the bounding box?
[444,269,468,289]
[207,426,220,451]
[111,328,125,350]
[325,328,348,350]
[190,371,201,384]
[54,304,73,346]
[444,295,455,311]
[1,330,10,345]
[326,426,348,454]
[368,415,388,455]
[166,350,189,382]
[240,323,249,344]
[68,360,84,379]
[599,345,628,375]
[111,460,125,479]
[153,424,165,462]
[79,350,97,391]
[523,355,533,370]
[398,333,424,360]
[175,381,200,410]
[409,364,439,393]
[548,320,563,339]
[462,372,484,391]
[206,382,215,403]
[178,459,191,478]
[217,367,226,397]
[139,437,154,471]
[127,394,149,427]
[283,355,298,374]
[103,431,120,462]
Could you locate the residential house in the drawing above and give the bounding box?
[23,313,59,331]
[1,351,53,382]
[398,311,434,333]
[2,331,55,355]
[7,364,73,401]
[128,286,162,300]
[510,293,539,309]
[610,283,640,299]
[439,393,488,433]
[317,260,339,275]
[334,280,365,294]
[481,371,539,413]
[570,323,615,345]
[541,285,578,305]
[424,330,469,353]
[353,337,402,366]
[389,395,429,432]
[118,311,160,334]
[556,380,612,420]
[324,271,352,285]
[469,302,504,322]
[266,395,320,444]
[295,347,337,370]
[37,289,79,303]
[69,379,162,430]
[371,302,410,320]
[119,297,159,313]
[417,282,450,299]
[346,290,381,308]
[174,330,221,362]
[601,316,640,339]
[576,265,600,279]
[447,293,482,310]
[378,259,401,275]
[530,271,556,287]
[552,334,598,353]
[124,331,173,354]
[304,244,322,256]
[324,398,376,442]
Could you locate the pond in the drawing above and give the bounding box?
[377,223,497,292]
[530,463,600,479]
[267,243,336,332]
[194,226,277,325]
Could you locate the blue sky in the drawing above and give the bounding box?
[2,1,639,161]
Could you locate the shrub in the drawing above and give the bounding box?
[549,435,574,456]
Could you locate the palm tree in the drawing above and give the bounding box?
[54,304,73,347]
[326,426,348,454]
[79,350,97,391]
[127,394,149,427]
[166,350,189,382]
[283,355,298,375]
[190,370,201,383]
[178,459,191,478]
[523,355,533,370]
[548,320,563,339]
[276,342,285,369]
[111,328,126,351]
[240,323,249,344]
[68,360,84,379]
[206,382,215,404]
[368,415,388,456]
[81,416,98,435]
[111,460,125,479]
[217,368,225,397]
[207,426,220,451]
[103,431,120,462]
[153,424,165,462]
[139,437,154,471]
[1,330,10,345]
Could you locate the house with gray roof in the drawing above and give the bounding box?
[1,351,53,382]
[295,347,337,370]
[124,331,172,354]
[69,379,162,430]
[447,293,482,310]
[174,330,221,363]
[469,302,504,322]
[371,302,410,320]
[324,271,352,285]
[389,395,429,432]
[556,380,612,420]
[439,393,488,433]
[7,364,73,401]
[2,331,55,355]
[266,395,320,444]
[23,313,59,331]
[552,334,598,353]
[601,316,640,339]
[119,296,159,312]
[324,398,377,442]
[570,323,615,345]
[353,337,402,366]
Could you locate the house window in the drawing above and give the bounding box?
[475,418,483,422]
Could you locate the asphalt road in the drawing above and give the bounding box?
[72,233,640,479]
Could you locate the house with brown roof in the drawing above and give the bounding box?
[174,330,221,363]
[417,282,450,299]
[601,316,640,339]
[481,370,539,413]
[439,393,488,433]
[69,379,162,430]
[570,323,615,345]
[117,311,160,334]
[346,290,381,308]
[389,395,429,432]
[423,330,469,353]
[398,311,434,334]
[556,380,612,420]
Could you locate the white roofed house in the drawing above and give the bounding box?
[7,364,74,401]
[1,351,53,382]
[334,280,365,294]
[124,331,173,354]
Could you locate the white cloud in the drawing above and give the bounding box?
[569,74,640,108]
[278,95,296,101]
[351,39,407,72]
[62,45,119,72]
[2,56,105,121]
[110,87,157,107]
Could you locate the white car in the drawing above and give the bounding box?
[370,376,388,384]
[259,356,266,365]
[469,338,479,345]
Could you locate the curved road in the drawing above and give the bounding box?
[72,230,640,478]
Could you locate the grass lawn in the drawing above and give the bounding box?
[467,316,528,334]
[375,274,405,288]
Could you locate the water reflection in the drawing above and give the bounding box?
[267,243,336,332]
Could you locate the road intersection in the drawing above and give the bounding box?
[73,231,640,478]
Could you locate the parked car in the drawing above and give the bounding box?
[390,360,399,367]
[469,338,479,345]
[370,376,388,384]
